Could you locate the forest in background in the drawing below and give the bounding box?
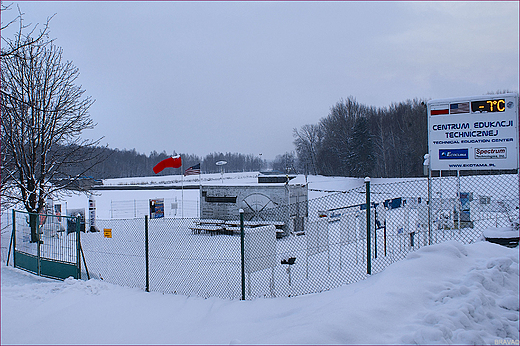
[69,96,428,179]
[63,149,266,179]
[293,96,428,178]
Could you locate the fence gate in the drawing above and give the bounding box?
[10,210,81,280]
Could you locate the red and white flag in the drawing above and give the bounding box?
[153,155,182,174]
[430,104,449,116]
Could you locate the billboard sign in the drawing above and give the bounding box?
[427,93,519,171]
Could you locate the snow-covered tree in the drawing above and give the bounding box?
[1,28,104,241]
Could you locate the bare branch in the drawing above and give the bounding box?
[1,34,104,215]
[1,4,55,58]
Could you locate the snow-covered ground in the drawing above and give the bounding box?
[2,172,518,344]
[1,240,518,345]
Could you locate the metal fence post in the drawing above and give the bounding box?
[240,209,245,300]
[76,215,81,279]
[8,210,16,266]
[145,215,150,292]
[36,212,41,277]
[374,207,377,259]
[365,177,371,275]
[424,153,432,245]
[427,167,432,245]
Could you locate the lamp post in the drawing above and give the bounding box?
[216,160,227,184]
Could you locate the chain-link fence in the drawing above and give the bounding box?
[430,172,518,236]
[10,172,519,299]
[81,217,245,298]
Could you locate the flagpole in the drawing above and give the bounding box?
[199,167,202,218]
[181,162,184,219]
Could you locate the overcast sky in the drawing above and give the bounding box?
[4,1,519,160]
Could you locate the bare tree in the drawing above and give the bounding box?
[317,97,368,176]
[300,96,428,178]
[293,124,322,175]
[1,32,105,241]
[347,116,375,177]
[272,152,296,174]
[1,3,54,58]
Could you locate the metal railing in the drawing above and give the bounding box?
[8,210,82,280]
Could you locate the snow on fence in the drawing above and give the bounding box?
[77,173,518,300]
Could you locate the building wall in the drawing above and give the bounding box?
[200,185,308,224]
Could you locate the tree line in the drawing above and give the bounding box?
[293,96,428,178]
[49,96,430,180]
[62,148,267,179]
[75,93,429,180]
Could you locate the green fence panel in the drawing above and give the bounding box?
[14,251,37,274]
[40,258,79,280]
[12,210,81,280]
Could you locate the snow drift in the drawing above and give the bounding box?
[1,240,518,345]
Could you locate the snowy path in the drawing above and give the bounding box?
[1,240,518,345]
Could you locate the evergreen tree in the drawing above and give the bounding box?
[347,117,375,177]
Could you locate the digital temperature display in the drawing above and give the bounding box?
[471,99,505,113]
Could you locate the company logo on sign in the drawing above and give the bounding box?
[439,149,468,160]
[475,147,507,159]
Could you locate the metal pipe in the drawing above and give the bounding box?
[365,177,371,275]
[240,209,245,300]
[145,215,150,292]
